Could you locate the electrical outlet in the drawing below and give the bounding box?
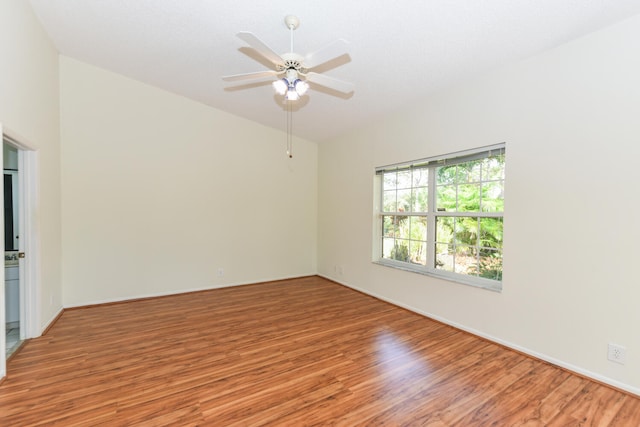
[217,268,224,277]
[608,343,626,364]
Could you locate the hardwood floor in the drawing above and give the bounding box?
[1,276,638,426]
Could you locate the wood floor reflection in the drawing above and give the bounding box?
[1,276,638,426]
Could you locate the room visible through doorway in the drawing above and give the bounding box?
[3,142,21,358]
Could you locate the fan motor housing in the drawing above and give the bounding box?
[278,52,307,73]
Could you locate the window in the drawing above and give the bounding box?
[375,144,505,291]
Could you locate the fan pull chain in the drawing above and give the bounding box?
[286,101,293,158]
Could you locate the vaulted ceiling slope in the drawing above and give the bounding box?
[29,0,640,143]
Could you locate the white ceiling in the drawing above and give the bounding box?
[29,0,640,143]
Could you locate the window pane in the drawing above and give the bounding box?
[457,184,481,212]
[454,217,478,246]
[454,244,478,276]
[457,161,482,183]
[409,240,427,265]
[394,215,410,240]
[436,165,457,185]
[397,189,412,212]
[480,217,503,249]
[481,181,504,212]
[383,171,397,190]
[479,249,502,280]
[435,243,453,271]
[436,216,454,243]
[412,187,428,212]
[383,190,396,212]
[436,216,487,278]
[382,237,395,259]
[483,156,505,181]
[412,168,429,187]
[456,244,477,257]
[382,215,398,238]
[390,239,410,262]
[397,170,412,189]
[409,216,427,242]
[436,185,456,211]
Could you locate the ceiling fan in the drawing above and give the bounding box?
[222,15,353,101]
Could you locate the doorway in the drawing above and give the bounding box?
[3,144,21,357]
[1,128,39,378]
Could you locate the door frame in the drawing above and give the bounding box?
[1,126,40,378]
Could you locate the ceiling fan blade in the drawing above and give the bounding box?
[305,72,354,94]
[237,32,284,68]
[304,39,350,69]
[222,70,280,82]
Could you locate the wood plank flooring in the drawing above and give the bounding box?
[1,276,638,426]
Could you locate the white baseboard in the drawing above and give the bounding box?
[319,274,640,397]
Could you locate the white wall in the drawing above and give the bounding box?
[0,0,62,332]
[60,57,317,307]
[318,15,640,394]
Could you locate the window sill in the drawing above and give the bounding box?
[372,259,502,292]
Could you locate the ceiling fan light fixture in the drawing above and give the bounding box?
[294,79,309,96]
[286,87,300,101]
[272,78,288,95]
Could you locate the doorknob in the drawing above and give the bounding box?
[18,252,25,258]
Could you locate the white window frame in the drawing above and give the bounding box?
[373,144,505,292]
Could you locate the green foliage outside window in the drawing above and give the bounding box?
[380,151,504,283]
[435,156,504,279]
[390,243,410,262]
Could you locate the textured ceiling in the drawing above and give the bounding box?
[29,0,640,143]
